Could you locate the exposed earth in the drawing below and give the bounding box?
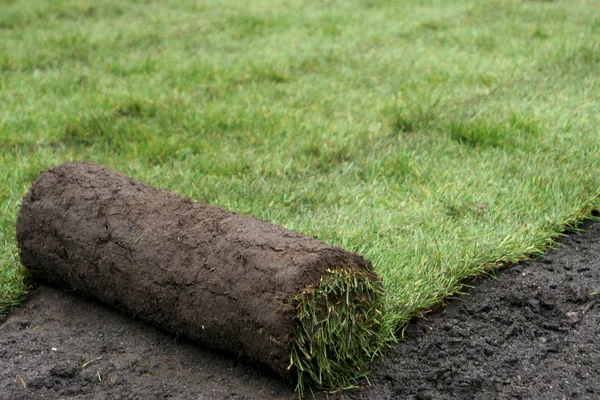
[2,220,599,400]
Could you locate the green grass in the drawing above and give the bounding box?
[292,269,393,394]
[2,0,600,391]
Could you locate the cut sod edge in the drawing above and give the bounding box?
[287,201,600,395]
[290,268,395,396]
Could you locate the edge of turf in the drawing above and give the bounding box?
[289,205,600,396]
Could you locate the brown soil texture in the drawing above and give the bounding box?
[342,220,600,400]
[15,161,376,380]
[2,220,599,399]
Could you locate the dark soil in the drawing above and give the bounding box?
[2,219,599,399]
[15,161,376,379]
[341,219,600,400]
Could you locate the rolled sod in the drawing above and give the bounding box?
[16,161,392,392]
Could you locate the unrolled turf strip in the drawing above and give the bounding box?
[15,161,386,388]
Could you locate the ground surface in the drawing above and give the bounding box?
[1,221,599,400]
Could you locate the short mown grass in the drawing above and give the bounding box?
[2,0,600,391]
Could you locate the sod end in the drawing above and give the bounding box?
[290,268,395,396]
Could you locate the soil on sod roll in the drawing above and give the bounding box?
[2,218,599,399]
[14,161,389,392]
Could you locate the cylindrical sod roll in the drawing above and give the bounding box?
[16,161,392,392]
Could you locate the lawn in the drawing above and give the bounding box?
[1,0,600,390]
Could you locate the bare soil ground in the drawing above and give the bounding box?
[2,221,599,400]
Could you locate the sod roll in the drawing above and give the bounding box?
[16,161,391,392]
